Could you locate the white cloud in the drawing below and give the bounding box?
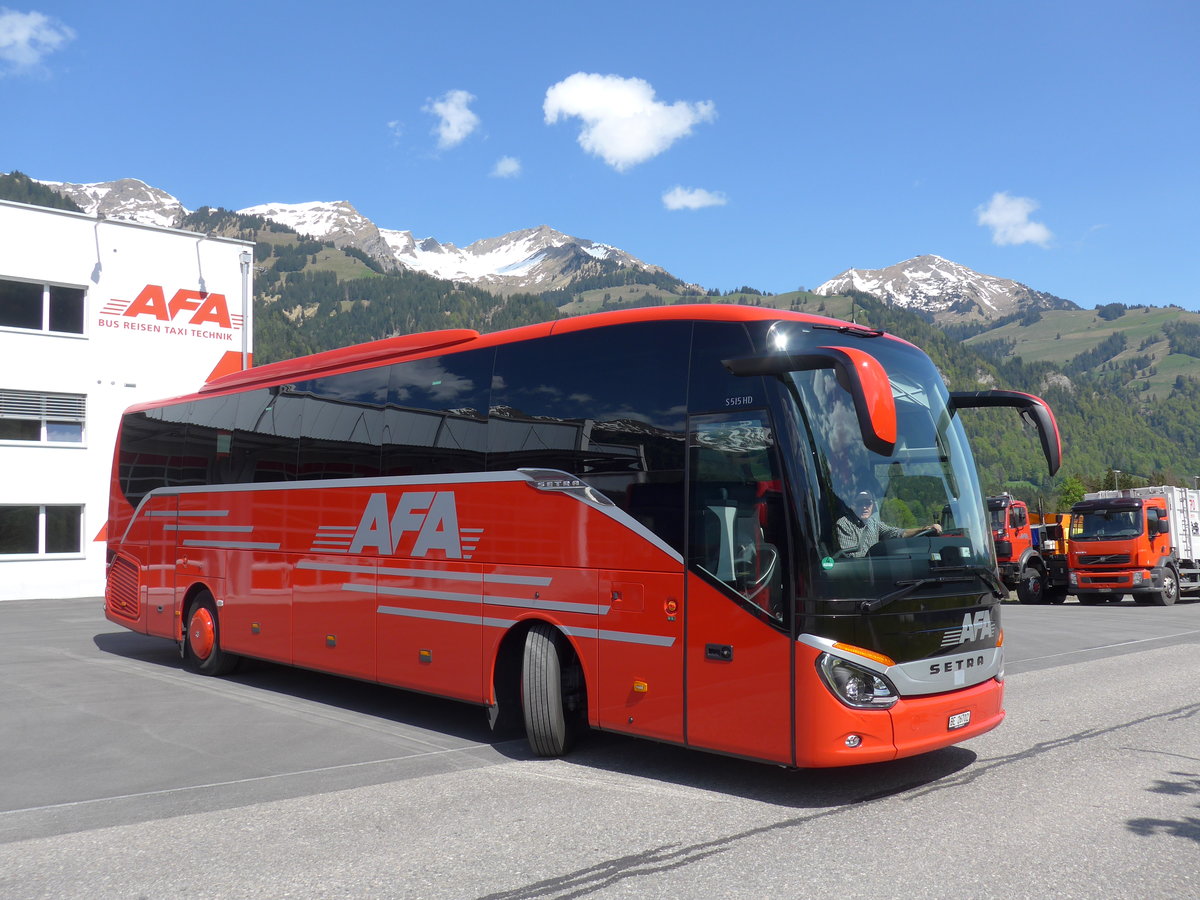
[491,156,521,178]
[0,8,74,73]
[386,120,403,143]
[423,89,480,149]
[662,186,727,210]
[976,192,1053,247]
[544,72,716,172]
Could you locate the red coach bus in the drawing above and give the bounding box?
[104,304,1060,767]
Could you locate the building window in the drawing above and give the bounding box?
[0,278,86,335]
[0,505,84,556]
[0,390,86,444]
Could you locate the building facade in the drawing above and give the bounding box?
[0,200,253,600]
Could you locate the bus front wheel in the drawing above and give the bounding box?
[183,591,239,676]
[521,623,585,757]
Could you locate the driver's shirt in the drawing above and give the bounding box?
[835,515,905,558]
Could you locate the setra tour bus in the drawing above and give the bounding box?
[104,304,1060,767]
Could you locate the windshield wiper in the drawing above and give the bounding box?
[812,322,884,339]
[859,566,1006,614]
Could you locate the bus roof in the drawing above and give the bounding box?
[157,303,901,408]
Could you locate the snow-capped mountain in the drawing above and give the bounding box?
[32,176,1083,316]
[815,255,1078,322]
[38,177,189,229]
[33,178,666,293]
[240,200,663,292]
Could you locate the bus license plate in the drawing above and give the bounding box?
[948,711,971,730]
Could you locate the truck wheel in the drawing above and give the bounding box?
[1045,586,1068,605]
[182,591,239,676]
[1016,565,1045,604]
[521,623,586,757]
[1154,567,1179,606]
[1077,592,1105,606]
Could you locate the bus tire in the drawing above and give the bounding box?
[1153,567,1179,606]
[521,623,584,757]
[1016,565,1045,604]
[183,591,239,676]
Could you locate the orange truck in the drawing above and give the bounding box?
[1068,486,1200,605]
[987,493,1070,604]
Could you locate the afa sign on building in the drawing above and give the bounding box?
[0,199,254,601]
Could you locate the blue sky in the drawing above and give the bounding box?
[3,1,1197,308]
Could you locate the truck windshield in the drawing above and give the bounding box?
[768,322,993,606]
[1071,510,1143,541]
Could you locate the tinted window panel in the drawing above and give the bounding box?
[0,419,40,441]
[293,367,387,480]
[489,322,689,551]
[688,410,788,622]
[48,286,85,334]
[45,505,82,553]
[383,350,492,476]
[224,389,299,483]
[688,320,763,414]
[0,506,39,553]
[0,280,42,330]
[118,408,197,507]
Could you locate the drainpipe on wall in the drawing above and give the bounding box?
[239,251,253,370]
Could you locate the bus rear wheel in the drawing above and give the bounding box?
[521,623,585,757]
[183,591,239,676]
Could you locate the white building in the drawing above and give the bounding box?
[0,199,253,600]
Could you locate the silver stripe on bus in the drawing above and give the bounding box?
[377,607,674,647]
[153,470,531,496]
[295,559,553,587]
[484,594,611,615]
[145,509,229,517]
[164,524,255,533]
[346,583,479,605]
[378,606,482,626]
[181,539,282,550]
[561,625,677,647]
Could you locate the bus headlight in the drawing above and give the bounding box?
[817,654,898,709]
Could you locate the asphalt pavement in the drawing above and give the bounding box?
[1,596,1197,899]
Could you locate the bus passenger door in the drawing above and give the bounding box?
[685,412,793,765]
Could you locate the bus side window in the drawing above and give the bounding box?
[489,324,689,553]
[688,410,787,621]
[294,368,387,480]
[185,389,299,484]
[383,349,492,477]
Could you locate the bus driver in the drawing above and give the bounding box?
[836,491,942,558]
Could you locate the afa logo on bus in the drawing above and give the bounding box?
[100,284,244,330]
[346,491,473,559]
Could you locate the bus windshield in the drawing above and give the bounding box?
[769,323,993,604]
